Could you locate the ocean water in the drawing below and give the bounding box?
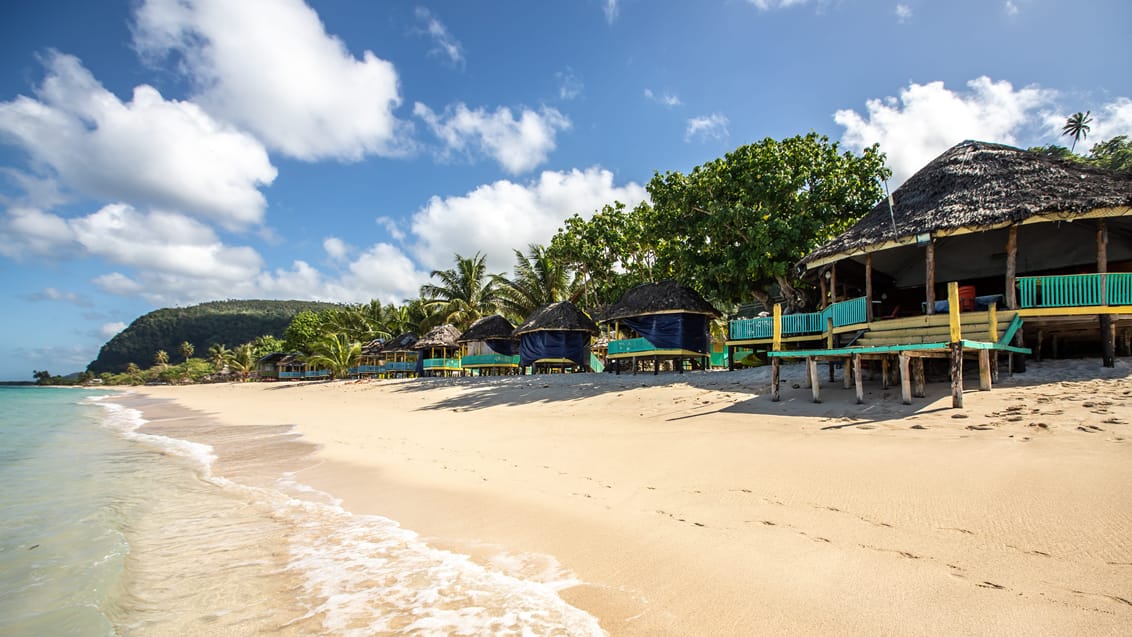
[0,387,605,636]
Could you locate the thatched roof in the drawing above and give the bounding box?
[800,140,1132,270]
[458,314,516,343]
[381,332,418,353]
[361,338,384,355]
[414,324,462,350]
[601,279,721,322]
[513,301,599,336]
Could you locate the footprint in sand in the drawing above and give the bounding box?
[1077,425,1105,433]
[978,581,1006,590]
[966,424,994,431]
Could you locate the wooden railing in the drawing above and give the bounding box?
[461,354,519,366]
[1018,273,1132,308]
[349,364,385,375]
[383,361,416,372]
[608,337,655,355]
[279,369,330,379]
[423,357,462,370]
[728,296,867,341]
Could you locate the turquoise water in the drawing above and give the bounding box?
[0,387,605,636]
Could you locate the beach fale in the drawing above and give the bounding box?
[457,314,520,375]
[600,279,721,375]
[513,301,601,374]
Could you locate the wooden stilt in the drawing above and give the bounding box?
[808,357,821,403]
[925,242,936,315]
[771,357,780,401]
[881,357,890,389]
[991,351,999,384]
[912,358,926,398]
[950,342,965,408]
[854,355,864,404]
[1101,316,1115,367]
[978,349,992,391]
[829,264,838,305]
[1035,329,1044,362]
[829,360,835,383]
[1014,329,1027,373]
[843,357,852,389]
[865,253,874,322]
[900,353,912,404]
[1005,225,1018,310]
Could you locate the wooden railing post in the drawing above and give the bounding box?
[1005,225,1017,309]
[948,281,964,409]
[988,302,998,342]
[772,304,782,352]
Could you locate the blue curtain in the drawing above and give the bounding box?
[485,338,516,356]
[620,313,711,354]
[519,331,590,367]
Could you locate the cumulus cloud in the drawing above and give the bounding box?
[133,0,406,161]
[685,113,729,142]
[323,236,351,261]
[895,3,912,22]
[100,322,127,338]
[1004,1,1021,16]
[25,287,92,307]
[414,102,571,174]
[834,76,1055,185]
[0,52,275,228]
[644,89,682,107]
[748,0,812,10]
[415,7,464,67]
[1044,98,1132,152]
[406,167,648,273]
[604,0,619,24]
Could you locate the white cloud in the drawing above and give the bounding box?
[25,287,92,307]
[0,52,275,229]
[685,113,730,142]
[100,322,127,338]
[415,7,465,67]
[414,102,572,174]
[406,167,648,273]
[134,0,406,161]
[644,89,682,107]
[1004,1,1020,16]
[748,0,812,10]
[604,0,620,24]
[323,236,351,261]
[1044,99,1132,152]
[0,206,78,259]
[895,3,912,22]
[557,68,584,101]
[834,76,1055,185]
[377,216,406,241]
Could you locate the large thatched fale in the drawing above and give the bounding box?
[800,140,1132,280]
[458,314,516,343]
[513,301,599,370]
[602,280,721,321]
[414,324,462,350]
[381,332,418,353]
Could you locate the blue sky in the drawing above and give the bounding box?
[1,0,1130,380]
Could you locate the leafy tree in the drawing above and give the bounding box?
[646,133,888,310]
[321,304,391,344]
[549,202,657,309]
[283,311,327,354]
[1027,144,1079,161]
[33,370,52,385]
[494,244,579,322]
[207,344,231,372]
[1087,135,1132,172]
[154,350,169,368]
[420,253,499,330]
[1062,111,1092,152]
[250,335,285,358]
[305,333,362,379]
[179,341,195,362]
[228,344,256,381]
[126,362,141,378]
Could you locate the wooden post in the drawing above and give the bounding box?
[1035,329,1044,362]
[1005,225,1018,310]
[808,356,821,403]
[865,253,874,322]
[882,356,891,389]
[925,242,936,315]
[1099,220,1114,367]
[912,358,926,398]
[978,349,992,391]
[829,264,838,305]
[947,281,962,343]
[991,352,999,384]
[826,316,834,349]
[771,357,781,401]
[843,357,852,389]
[1013,328,1027,373]
[988,302,998,342]
[899,353,912,404]
[819,276,828,310]
[853,355,864,404]
[772,303,782,352]
[727,345,735,371]
[951,342,965,408]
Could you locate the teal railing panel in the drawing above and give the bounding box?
[1108,273,1132,306]
[589,353,605,373]
[349,364,385,375]
[728,296,865,341]
[279,371,301,379]
[384,361,416,372]
[1018,278,1039,308]
[729,317,773,340]
[608,337,656,354]
[423,357,462,370]
[461,354,519,367]
[826,296,867,327]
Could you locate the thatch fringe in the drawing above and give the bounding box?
[601,279,720,322]
[458,315,516,343]
[514,301,599,336]
[414,324,462,350]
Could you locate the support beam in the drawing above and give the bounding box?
[925,242,936,315]
[854,355,864,404]
[950,341,965,408]
[978,349,992,391]
[1099,219,1114,367]
[865,253,874,322]
[829,263,838,305]
[948,281,962,342]
[1005,225,1018,310]
[772,303,783,352]
[900,353,912,404]
[913,358,926,398]
[881,357,890,389]
[988,303,998,341]
[808,356,821,403]
[771,357,781,401]
[843,357,852,389]
[819,276,828,310]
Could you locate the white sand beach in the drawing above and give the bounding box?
[132,359,1132,636]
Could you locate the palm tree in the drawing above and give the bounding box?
[493,244,578,322]
[179,341,195,362]
[228,344,256,381]
[126,362,140,377]
[207,343,232,372]
[154,350,169,369]
[305,333,362,379]
[420,252,499,330]
[1062,111,1092,152]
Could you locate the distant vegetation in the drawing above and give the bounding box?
[87,300,340,374]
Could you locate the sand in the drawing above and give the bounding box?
[132,358,1132,636]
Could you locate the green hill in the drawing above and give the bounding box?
[87,300,341,374]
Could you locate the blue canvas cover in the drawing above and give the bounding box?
[620,313,711,354]
[485,338,516,356]
[519,331,590,367]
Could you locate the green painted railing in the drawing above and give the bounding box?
[383,361,416,372]
[608,337,655,354]
[728,296,867,340]
[461,354,519,367]
[349,364,385,375]
[279,369,330,379]
[1018,273,1132,308]
[423,357,462,370]
[589,353,605,373]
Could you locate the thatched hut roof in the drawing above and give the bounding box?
[800,140,1132,271]
[601,279,721,322]
[361,338,384,355]
[457,314,516,343]
[513,301,599,336]
[381,332,418,353]
[414,324,462,350]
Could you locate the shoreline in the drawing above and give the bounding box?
[131,360,1132,635]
